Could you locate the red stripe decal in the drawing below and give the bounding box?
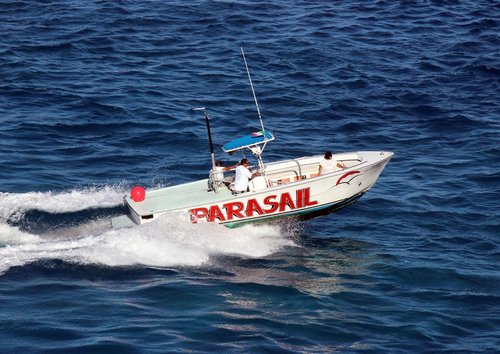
[336,171,360,186]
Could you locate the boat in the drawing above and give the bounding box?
[111,49,393,229]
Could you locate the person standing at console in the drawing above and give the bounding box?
[233,158,258,193]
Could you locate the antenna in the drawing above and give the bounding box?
[241,47,266,137]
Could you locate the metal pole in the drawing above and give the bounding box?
[193,107,217,190]
[241,47,266,138]
[203,111,215,157]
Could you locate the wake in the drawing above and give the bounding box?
[0,186,125,224]
[0,188,296,275]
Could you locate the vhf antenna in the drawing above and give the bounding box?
[241,47,266,137]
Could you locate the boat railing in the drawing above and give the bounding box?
[264,154,362,187]
[265,159,319,187]
[211,154,364,192]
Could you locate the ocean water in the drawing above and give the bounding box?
[0,1,499,352]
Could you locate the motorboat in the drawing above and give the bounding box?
[111,148,392,228]
[111,49,393,228]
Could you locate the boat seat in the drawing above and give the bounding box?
[249,176,268,191]
[210,175,234,192]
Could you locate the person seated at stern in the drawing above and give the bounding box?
[210,159,236,188]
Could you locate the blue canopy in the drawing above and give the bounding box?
[223,130,274,153]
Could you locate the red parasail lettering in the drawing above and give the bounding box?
[223,201,245,220]
[246,198,264,217]
[189,187,318,224]
[208,205,226,222]
[279,192,295,212]
[263,195,279,214]
[190,207,208,223]
[296,188,303,208]
[303,187,318,206]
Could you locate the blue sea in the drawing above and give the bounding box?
[1,1,499,353]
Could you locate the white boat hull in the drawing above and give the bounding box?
[112,151,393,228]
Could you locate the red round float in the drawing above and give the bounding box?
[130,186,146,202]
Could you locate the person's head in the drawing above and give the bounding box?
[240,158,249,166]
[324,151,332,160]
[215,160,223,167]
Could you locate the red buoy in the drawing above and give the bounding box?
[130,186,146,202]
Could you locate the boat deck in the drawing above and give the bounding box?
[126,179,235,216]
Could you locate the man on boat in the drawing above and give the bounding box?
[233,158,259,194]
[318,151,346,175]
[210,160,236,188]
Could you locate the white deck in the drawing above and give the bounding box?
[129,179,232,216]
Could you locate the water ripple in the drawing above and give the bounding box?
[0,0,499,352]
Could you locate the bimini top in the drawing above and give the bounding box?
[223,130,275,153]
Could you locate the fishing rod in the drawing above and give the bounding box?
[241,47,267,138]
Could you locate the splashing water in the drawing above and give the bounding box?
[0,190,296,275]
[0,186,125,223]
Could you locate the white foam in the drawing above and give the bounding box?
[0,186,125,222]
[0,214,296,274]
[0,224,41,245]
